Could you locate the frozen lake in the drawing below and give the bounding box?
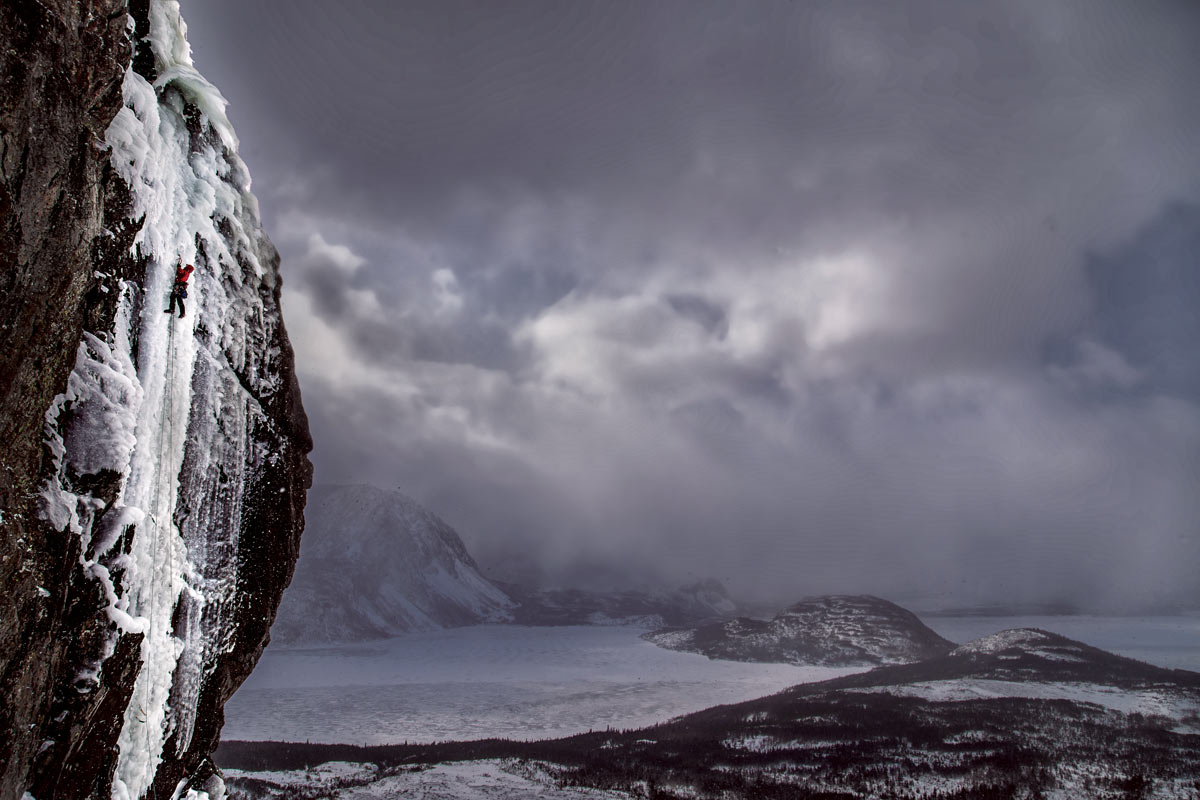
[222,625,858,744]
[222,614,1200,745]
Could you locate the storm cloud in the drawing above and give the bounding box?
[184,0,1200,609]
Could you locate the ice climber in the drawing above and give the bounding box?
[165,262,194,318]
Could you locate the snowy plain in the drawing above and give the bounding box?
[225,760,634,800]
[222,624,858,744]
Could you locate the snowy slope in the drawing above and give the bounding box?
[835,628,1200,734]
[923,611,1200,672]
[645,594,954,666]
[271,485,514,642]
[30,3,311,799]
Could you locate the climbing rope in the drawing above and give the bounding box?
[160,256,182,771]
[132,255,185,792]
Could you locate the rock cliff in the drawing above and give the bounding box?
[0,2,311,798]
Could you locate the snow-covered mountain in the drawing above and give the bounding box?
[271,485,514,643]
[644,594,954,666]
[1,3,310,799]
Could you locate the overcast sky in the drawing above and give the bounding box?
[183,0,1200,610]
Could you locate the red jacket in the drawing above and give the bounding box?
[176,264,194,284]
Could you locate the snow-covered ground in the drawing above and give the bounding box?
[222,625,857,744]
[849,680,1200,732]
[921,612,1200,671]
[226,760,634,800]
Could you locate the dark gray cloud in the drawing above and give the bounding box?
[1082,203,1200,399]
[184,0,1200,609]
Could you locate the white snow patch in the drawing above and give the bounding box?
[849,679,1200,730]
[228,760,633,800]
[722,735,842,752]
[951,628,1062,656]
[40,318,142,538]
[39,295,152,696]
[226,761,378,792]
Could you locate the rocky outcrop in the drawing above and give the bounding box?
[644,595,954,667]
[0,3,311,799]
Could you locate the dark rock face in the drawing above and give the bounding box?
[645,594,954,666]
[1,3,135,798]
[0,3,311,799]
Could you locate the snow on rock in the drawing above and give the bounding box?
[32,1,311,797]
[271,485,514,643]
[951,627,1087,659]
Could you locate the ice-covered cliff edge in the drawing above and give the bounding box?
[0,2,311,799]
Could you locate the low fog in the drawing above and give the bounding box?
[184,0,1200,610]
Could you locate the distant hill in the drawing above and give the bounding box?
[271,485,514,643]
[644,594,955,666]
[831,625,1200,689]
